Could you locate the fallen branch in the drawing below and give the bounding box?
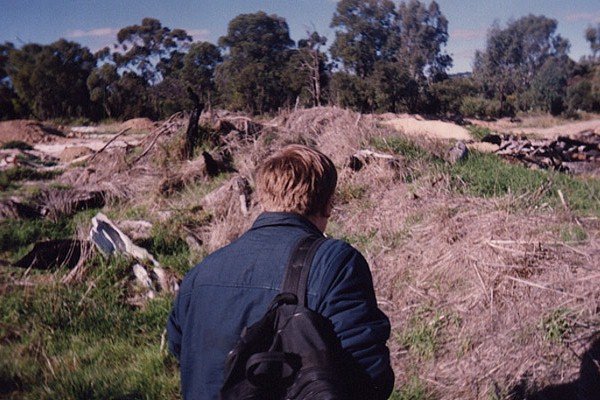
[130,125,172,164]
[89,127,131,162]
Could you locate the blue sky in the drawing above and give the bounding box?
[1,0,599,72]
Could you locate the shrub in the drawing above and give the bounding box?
[430,77,479,115]
[459,96,503,119]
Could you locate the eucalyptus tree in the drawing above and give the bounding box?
[330,0,397,78]
[113,17,192,85]
[8,40,96,119]
[217,12,295,113]
[473,14,570,110]
[395,0,452,84]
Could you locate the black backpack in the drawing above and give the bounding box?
[220,235,350,400]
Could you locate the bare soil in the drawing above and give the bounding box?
[470,116,600,139]
[0,120,64,146]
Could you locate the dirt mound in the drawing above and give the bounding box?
[0,120,64,146]
[119,118,156,132]
[59,146,94,162]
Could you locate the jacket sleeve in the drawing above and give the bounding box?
[167,270,195,361]
[316,242,395,400]
[167,290,184,361]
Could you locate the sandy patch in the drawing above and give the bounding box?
[34,134,143,159]
[381,117,472,141]
[467,142,500,153]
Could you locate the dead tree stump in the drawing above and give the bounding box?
[182,87,204,159]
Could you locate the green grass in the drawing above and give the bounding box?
[559,224,588,242]
[0,255,180,399]
[0,217,74,260]
[370,136,436,162]
[367,135,600,216]
[146,222,193,276]
[0,166,62,191]
[389,377,435,400]
[539,308,572,343]
[449,151,600,216]
[396,306,461,362]
[466,125,493,141]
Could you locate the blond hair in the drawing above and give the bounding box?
[255,144,337,216]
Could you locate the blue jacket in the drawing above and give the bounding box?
[167,212,394,399]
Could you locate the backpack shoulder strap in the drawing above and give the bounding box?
[282,235,327,307]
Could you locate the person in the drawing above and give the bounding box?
[167,144,394,399]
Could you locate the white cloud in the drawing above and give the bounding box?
[565,12,600,23]
[66,27,119,39]
[451,28,486,40]
[186,29,211,41]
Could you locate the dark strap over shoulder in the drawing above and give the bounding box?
[282,235,327,307]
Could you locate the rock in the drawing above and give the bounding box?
[90,212,159,267]
[447,141,468,164]
[118,220,153,241]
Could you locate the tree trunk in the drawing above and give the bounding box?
[183,87,204,160]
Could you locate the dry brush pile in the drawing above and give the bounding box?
[2,107,598,399]
[196,107,599,399]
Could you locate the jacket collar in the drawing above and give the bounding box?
[250,212,323,236]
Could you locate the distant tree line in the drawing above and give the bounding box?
[1,0,599,122]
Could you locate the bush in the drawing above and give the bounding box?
[459,97,503,119]
[430,77,479,115]
[330,72,374,113]
[566,79,599,113]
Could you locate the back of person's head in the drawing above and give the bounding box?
[255,144,337,217]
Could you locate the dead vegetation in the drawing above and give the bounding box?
[1,107,599,399]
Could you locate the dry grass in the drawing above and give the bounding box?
[232,107,599,398]
[8,107,598,399]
